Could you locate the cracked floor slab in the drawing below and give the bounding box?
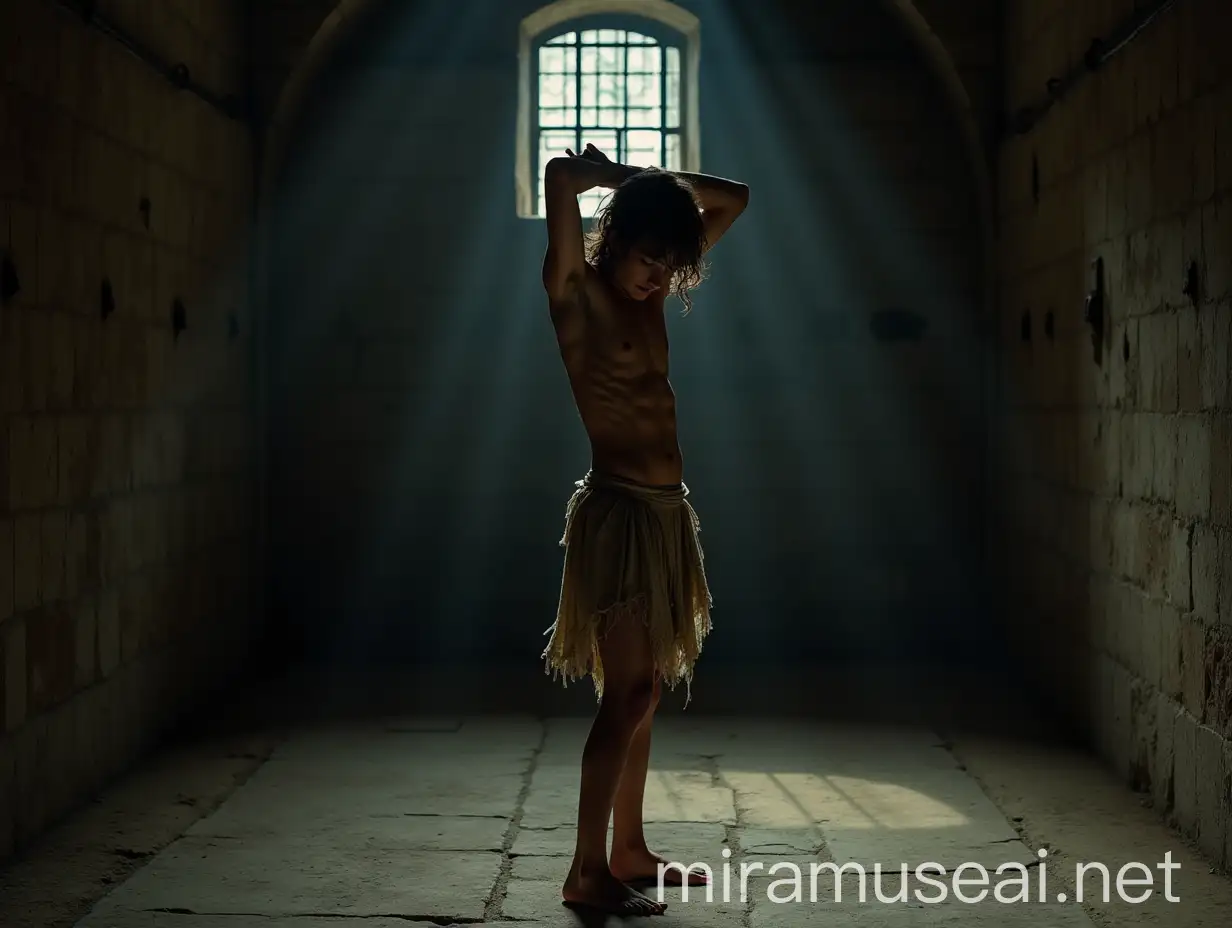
[79,837,503,921]
[75,919,419,928]
[54,715,1229,927]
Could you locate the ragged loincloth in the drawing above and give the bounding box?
[540,469,713,703]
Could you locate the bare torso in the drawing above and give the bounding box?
[554,264,683,486]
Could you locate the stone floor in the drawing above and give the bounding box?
[28,710,1230,928]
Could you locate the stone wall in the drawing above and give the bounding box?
[0,0,258,864]
[995,0,1232,866]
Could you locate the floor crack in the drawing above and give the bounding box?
[484,720,547,920]
[145,910,485,923]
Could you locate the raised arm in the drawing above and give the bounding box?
[671,170,750,253]
[541,156,589,306]
[541,149,634,301]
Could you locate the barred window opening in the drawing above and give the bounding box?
[535,27,683,218]
[516,3,700,220]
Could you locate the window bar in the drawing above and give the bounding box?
[660,43,667,167]
[574,32,582,161]
[533,47,541,215]
[620,36,629,165]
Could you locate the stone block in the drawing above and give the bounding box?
[1172,708,1199,836]
[48,314,74,413]
[1180,614,1208,720]
[1133,32,1163,131]
[1108,582,1137,670]
[1226,741,1232,870]
[93,673,121,778]
[26,603,74,713]
[1133,504,1171,599]
[125,496,149,569]
[1175,414,1211,519]
[13,513,40,613]
[1152,413,1178,503]
[71,318,100,410]
[1160,604,1184,700]
[1105,145,1129,239]
[1195,724,1228,866]
[63,217,103,315]
[1164,518,1189,610]
[1153,118,1193,218]
[35,207,69,313]
[12,712,48,847]
[92,415,129,497]
[70,681,100,797]
[1152,695,1178,813]
[1177,306,1202,411]
[1221,534,1232,628]
[63,510,92,600]
[38,509,65,603]
[89,130,147,227]
[0,310,21,416]
[1151,312,1180,411]
[1203,200,1232,302]
[73,596,96,690]
[1129,676,1157,789]
[2,616,24,733]
[0,517,12,623]
[96,588,119,679]
[56,415,89,507]
[1138,596,1164,690]
[50,697,79,824]
[0,733,13,863]
[1207,623,1232,731]
[1109,658,1134,781]
[23,306,53,413]
[1197,302,1229,411]
[1074,411,1102,494]
[1217,83,1232,194]
[1126,135,1154,232]
[98,500,132,584]
[1190,522,1221,622]
[1120,414,1152,499]
[7,199,37,308]
[1082,158,1109,244]
[1212,415,1232,528]
[10,416,57,509]
[119,577,145,663]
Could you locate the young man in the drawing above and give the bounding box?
[539,143,749,915]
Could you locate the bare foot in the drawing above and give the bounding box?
[610,847,711,887]
[563,862,667,915]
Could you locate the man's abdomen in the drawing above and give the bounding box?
[578,371,684,485]
[588,416,683,485]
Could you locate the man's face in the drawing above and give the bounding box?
[612,243,670,301]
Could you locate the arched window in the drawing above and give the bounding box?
[516,0,701,219]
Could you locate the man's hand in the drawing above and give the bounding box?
[567,142,612,164]
[564,143,626,188]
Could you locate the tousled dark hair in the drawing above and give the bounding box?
[585,167,708,314]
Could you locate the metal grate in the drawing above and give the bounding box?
[534,25,683,218]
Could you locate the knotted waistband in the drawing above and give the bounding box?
[576,469,689,505]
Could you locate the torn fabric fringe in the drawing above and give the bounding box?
[541,469,713,704]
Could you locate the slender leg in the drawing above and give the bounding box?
[609,675,709,887]
[610,676,658,855]
[561,615,667,916]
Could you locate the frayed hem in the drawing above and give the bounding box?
[541,593,709,706]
